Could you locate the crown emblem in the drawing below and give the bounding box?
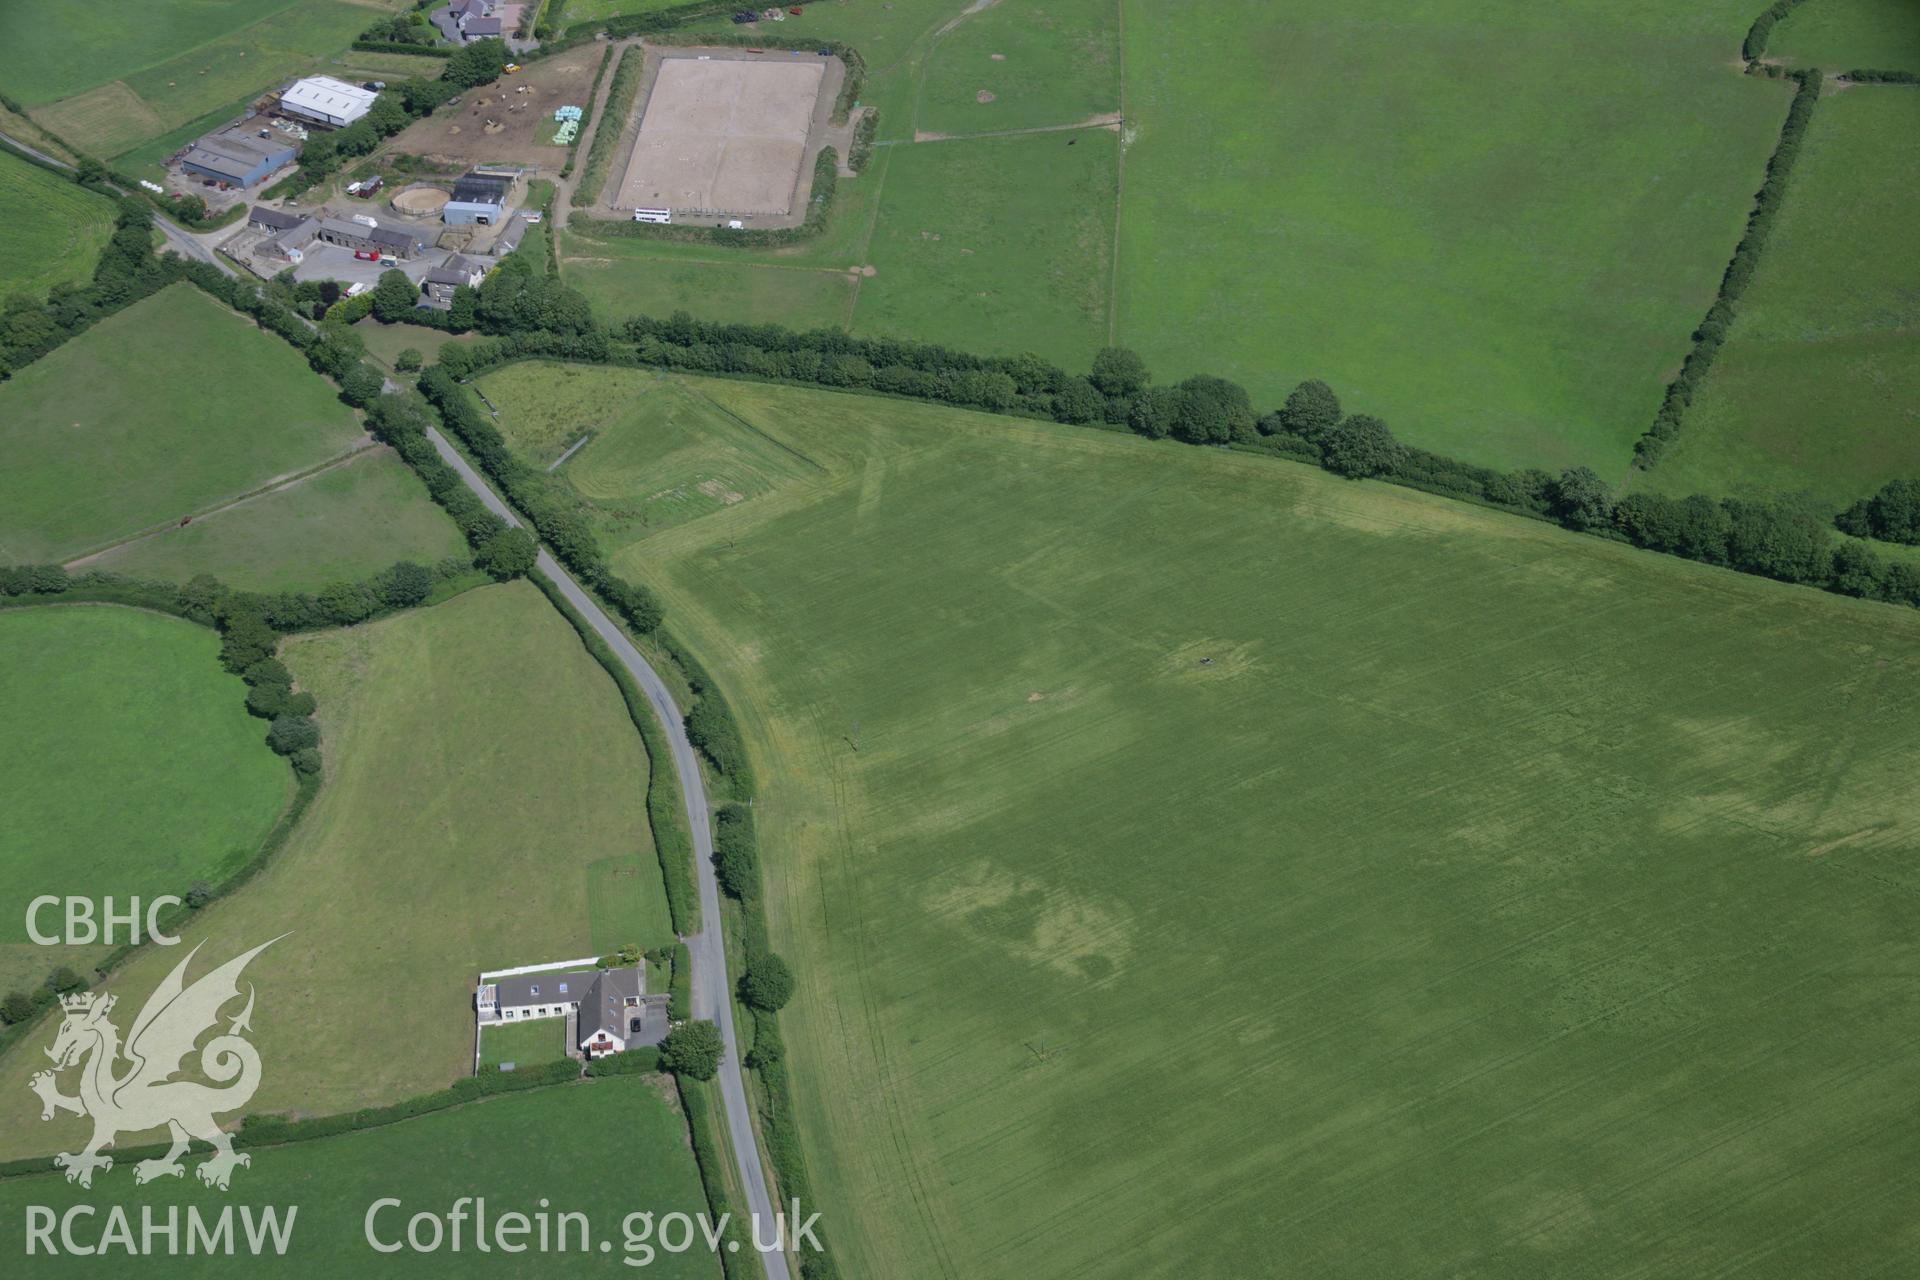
[60,992,100,1013]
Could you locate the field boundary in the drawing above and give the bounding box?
[62,441,381,568]
[1633,65,1819,466]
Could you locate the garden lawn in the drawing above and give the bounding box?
[1115,0,1793,479]
[1772,0,1920,71]
[852,127,1116,371]
[0,607,288,997]
[476,1016,569,1069]
[0,283,366,564]
[476,362,827,550]
[0,1078,719,1279]
[0,583,674,1158]
[611,373,1920,1279]
[1639,86,1920,507]
[81,449,468,592]
[353,318,480,372]
[0,150,114,298]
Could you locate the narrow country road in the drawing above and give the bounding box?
[424,426,793,1280]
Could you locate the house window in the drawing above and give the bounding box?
[530,985,539,996]
[558,982,569,994]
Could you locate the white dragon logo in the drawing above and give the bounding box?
[28,937,281,1191]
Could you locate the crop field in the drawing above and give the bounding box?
[0,1078,720,1279]
[81,449,468,592]
[0,607,288,997]
[1773,0,1920,71]
[477,363,824,548]
[0,584,673,1158]
[477,1016,569,1068]
[1640,87,1920,507]
[0,150,114,299]
[0,284,366,565]
[585,372,1920,1279]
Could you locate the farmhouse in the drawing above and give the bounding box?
[436,0,519,43]
[279,76,379,129]
[179,119,295,189]
[423,253,488,305]
[476,961,668,1060]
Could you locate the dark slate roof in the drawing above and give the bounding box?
[249,204,304,230]
[493,967,600,1009]
[466,16,503,34]
[426,253,484,286]
[452,172,512,205]
[182,127,292,179]
[579,967,644,1044]
[369,224,419,249]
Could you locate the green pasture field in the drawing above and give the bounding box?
[0,607,288,996]
[1640,87,1920,507]
[0,0,296,108]
[556,0,687,27]
[0,149,114,299]
[564,250,857,332]
[853,127,1116,369]
[12,0,388,161]
[476,363,824,548]
[1115,0,1795,480]
[913,0,1120,137]
[477,1017,569,1068]
[1773,0,1920,71]
[0,583,673,1159]
[0,284,366,565]
[0,1078,719,1279]
[82,449,468,592]
[597,372,1920,1278]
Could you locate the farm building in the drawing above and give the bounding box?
[280,76,379,129]
[476,962,668,1060]
[310,217,427,259]
[247,205,305,234]
[444,171,514,225]
[180,120,296,189]
[423,253,489,306]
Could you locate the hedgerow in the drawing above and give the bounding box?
[574,44,644,205]
[1634,69,1820,466]
[1743,0,1813,62]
